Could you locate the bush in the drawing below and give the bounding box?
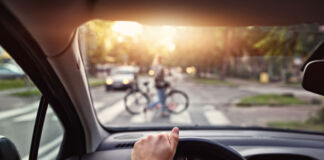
[0,79,27,90]
[237,93,308,107]
[307,108,324,124]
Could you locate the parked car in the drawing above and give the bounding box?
[0,63,25,79]
[105,66,138,90]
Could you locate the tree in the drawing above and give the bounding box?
[253,25,323,81]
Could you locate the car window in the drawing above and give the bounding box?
[115,71,133,75]
[111,69,134,75]
[37,106,64,160]
[0,67,11,74]
[79,20,324,133]
[0,46,40,158]
[0,46,64,160]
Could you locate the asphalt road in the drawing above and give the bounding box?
[92,77,254,127]
[0,75,321,159]
[0,97,63,160]
[91,75,320,127]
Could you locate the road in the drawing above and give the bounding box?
[0,75,321,159]
[92,76,320,127]
[92,77,253,126]
[0,96,63,160]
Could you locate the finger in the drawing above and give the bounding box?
[169,127,179,150]
[158,132,168,138]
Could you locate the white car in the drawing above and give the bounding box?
[105,66,138,90]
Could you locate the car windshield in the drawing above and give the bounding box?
[79,20,324,132]
[111,70,134,75]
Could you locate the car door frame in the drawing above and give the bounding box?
[0,2,86,159]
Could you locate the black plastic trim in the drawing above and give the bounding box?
[29,96,48,160]
[104,125,324,136]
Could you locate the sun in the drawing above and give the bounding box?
[112,21,143,37]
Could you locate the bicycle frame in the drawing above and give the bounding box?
[140,81,174,99]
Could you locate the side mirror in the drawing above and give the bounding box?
[302,60,324,96]
[301,41,324,96]
[0,136,21,160]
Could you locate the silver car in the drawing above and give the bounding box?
[105,66,138,90]
[0,63,25,79]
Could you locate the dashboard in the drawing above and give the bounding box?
[80,130,324,160]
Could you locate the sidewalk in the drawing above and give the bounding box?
[226,78,319,97]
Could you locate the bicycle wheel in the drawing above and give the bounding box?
[166,90,189,114]
[124,90,149,115]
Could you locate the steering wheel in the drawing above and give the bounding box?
[174,138,245,160]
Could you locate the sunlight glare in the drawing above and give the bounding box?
[112,21,143,37]
[117,36,124,43]
[161,37,175,52]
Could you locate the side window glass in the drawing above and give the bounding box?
[0,46,40,159]
[37,106,64,160]
[0,68,11,74]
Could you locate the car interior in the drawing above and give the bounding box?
[0,0,324,160]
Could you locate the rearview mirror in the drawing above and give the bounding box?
[302,60,324,96]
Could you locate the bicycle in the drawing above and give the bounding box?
[124,81,189,115]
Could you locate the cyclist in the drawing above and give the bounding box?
[145,56,170,117]
[131,127,179,160]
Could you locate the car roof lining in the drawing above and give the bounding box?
[93,0,324,26]
[4,0,324,26]
[2,0,324,57]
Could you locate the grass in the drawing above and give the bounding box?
[268,121,324,132]
[237,94,308,107]
[11,89,41,97]
[0,79,27,91]
[88,78,105,87]
[267,108,324,132]
[192,77,236,86]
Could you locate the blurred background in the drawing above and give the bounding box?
[79,21,324,84]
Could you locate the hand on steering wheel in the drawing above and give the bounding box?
[131,127,179,160]
[131,127,245,160]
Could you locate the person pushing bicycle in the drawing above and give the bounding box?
[145,56,170,117]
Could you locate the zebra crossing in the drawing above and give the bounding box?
[22,135,63,160]
[0,101,57,123]
[0,101,39,122]
[0,101,61,160]
[95,99,232,126]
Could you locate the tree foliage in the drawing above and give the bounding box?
[79,20,324,78]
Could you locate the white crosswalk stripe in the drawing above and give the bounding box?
[22,135,63,160]
[13,111,37,122]
[38,145,60,160]
[96,101,231,125]
[97,100,125,124]
[170,111,192,124]
[130,111,155,123]
[203,105,231,125]
[13,107,54,122]
[0,102,38,120]
[94,101,104,109]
